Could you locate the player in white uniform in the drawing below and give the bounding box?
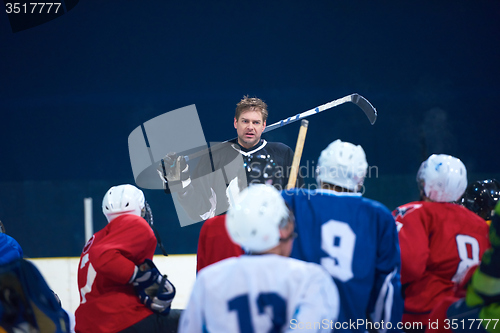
[179,184,340,333]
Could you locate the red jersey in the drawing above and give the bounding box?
[75,214,157,333]
[425,265,478,333]
[196,214,244,273]
[393,201,490,324]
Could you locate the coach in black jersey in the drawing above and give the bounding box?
[158,96,301,223]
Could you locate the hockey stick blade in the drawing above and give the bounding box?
[350,93,377,125]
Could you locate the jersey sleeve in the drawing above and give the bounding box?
[395,205,430,284]
[367,206,404,331]
[468,203,500,305]
[178,273,206,333]
[0,234,24,265]
[92,217,157,284]
[478,204,500,280]
[176,174,218,222]
[196,220,209,273]
[287,266,340,333]
[176,150,231,222]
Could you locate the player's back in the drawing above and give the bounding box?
[75,214,156,333]
[282,188,402,332]
[394,201,490,319]
[179,254,339,333]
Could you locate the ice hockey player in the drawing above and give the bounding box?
[394,154,490,332]
[74,184,179,333]
[0,220,23,266]
[282,139,403,332]
[460,178,500,225]
[179,184,340,332]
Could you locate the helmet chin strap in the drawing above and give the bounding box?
[143,201,168,256]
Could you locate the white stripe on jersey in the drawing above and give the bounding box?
[371,267,397,333]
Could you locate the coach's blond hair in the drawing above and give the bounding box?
[235,96,268,122]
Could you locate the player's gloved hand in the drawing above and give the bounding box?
[131,259,176,315]
[157,152,191,193]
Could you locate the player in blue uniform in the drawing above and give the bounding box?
[0,221,23,266]
[282,139,403,333]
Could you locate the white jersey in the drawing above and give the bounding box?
[179,254,339,333]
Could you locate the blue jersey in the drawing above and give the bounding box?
[282,188,403,333]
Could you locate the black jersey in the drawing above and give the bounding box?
[172,139,298,224]
[205,138,296,185]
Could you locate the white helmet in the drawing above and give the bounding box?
[226,184,290,253]
[316,139,368,191]
[102,184,145,223]
[417,154,467,202]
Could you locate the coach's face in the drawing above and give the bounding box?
[234,108,266,149]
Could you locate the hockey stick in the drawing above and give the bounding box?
[286,120,309,190]
[183,93,376,162]
[264,93,376,134]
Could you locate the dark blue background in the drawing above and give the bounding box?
[1,1,499,257]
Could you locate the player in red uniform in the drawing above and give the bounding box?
[393,154,490,332]
[75,184,178,333]
[425,179,499,333]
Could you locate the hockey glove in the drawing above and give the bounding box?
[157,153,191,194]
[132,259,176,315]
